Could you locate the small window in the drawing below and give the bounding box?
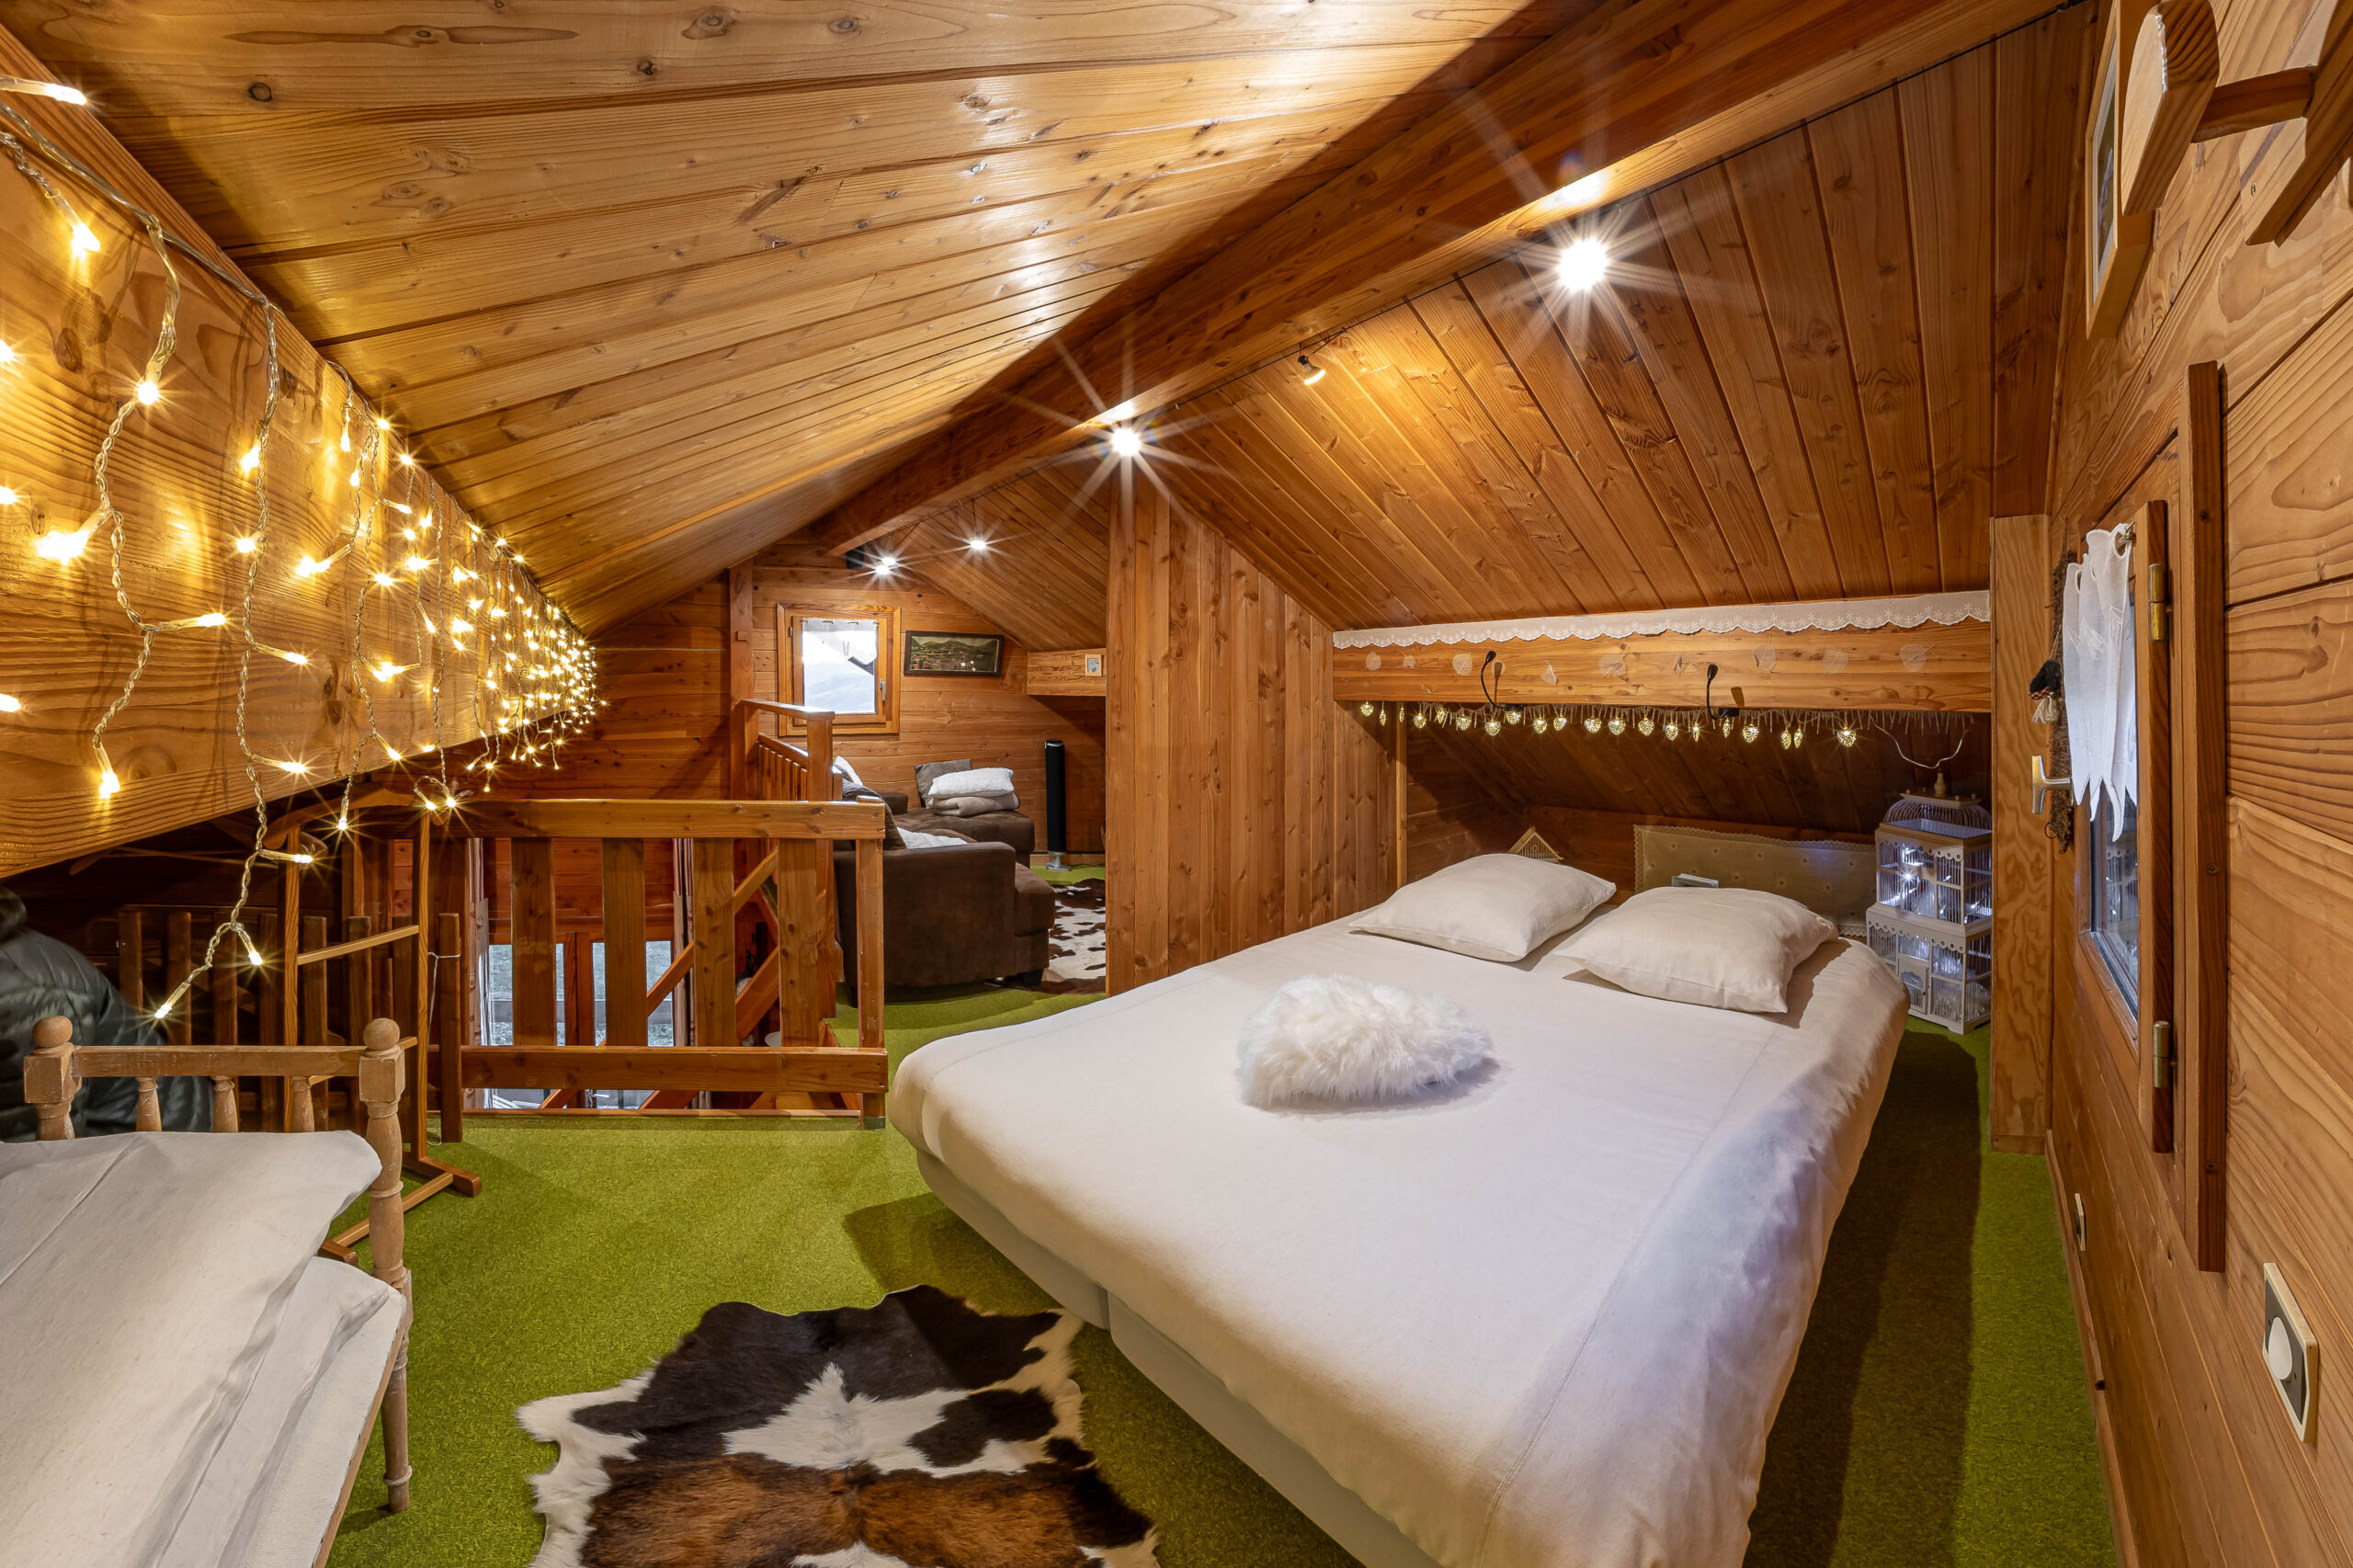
[782,606,901,733]
[2086,796,2140,1006]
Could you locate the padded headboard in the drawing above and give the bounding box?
[1632,825,1876,933]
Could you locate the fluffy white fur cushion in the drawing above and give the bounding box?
[924,766,1015,801]
[1236,974,1492,1108]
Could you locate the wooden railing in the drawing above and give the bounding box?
[733,698,836,804]
[25,1015,417,1512]
[443,797,888,1124]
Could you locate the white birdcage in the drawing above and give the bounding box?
[1867,813,1993,1031]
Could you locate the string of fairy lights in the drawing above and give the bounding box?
[0,78,599,1025]
[1356,699,1975,756]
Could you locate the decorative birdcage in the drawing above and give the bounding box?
[1866,814,1993,1031]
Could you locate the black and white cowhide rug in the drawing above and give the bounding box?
[1040,877,1106,995]
[521,1287,1157,1568]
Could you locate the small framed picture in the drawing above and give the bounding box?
[904,630,1005,676]
[2084,2,2154,338]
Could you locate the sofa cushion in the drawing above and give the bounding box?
[900,808,1035,863]
[1012,864,1057,937]
[913,759,973,806]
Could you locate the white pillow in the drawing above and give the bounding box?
[923,766,1013,801]
[1556,886,1838,1013]
[898,826,969,850]
[1350,854,1614,962]
[1236,974,1492,1107]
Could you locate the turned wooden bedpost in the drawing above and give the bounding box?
[133,1077,161,1132]
[27,1017,77,1141]
[358,1017,414,1513]
[210,1076,240,1132]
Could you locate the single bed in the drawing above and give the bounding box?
[892,915,1909,1568]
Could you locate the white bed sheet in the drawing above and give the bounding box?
[893,918,1908,1568]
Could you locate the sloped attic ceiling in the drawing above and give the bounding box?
[0,0,1596,632]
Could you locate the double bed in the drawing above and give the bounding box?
[894,916,1909,1568]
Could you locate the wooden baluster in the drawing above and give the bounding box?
[358,1018,413,1514]
[857,835,886,1128]
[806,713,835,801]
[293,914,328,1131]
[257,912,284,1131]
[435,912,465,1141]
[134,1077,161,1131]
[118,909,143,1014]
[510,838,559,1051]
[600,839,647,1048]
[690,838,736,1050]
[28,1017,77,1141]
[210,1076,240,1132]
[345,915,374,1131]
[210,912,241,1049]
[165,912,192,1047]
[405,813,432,1154]
[279,858,301,1050]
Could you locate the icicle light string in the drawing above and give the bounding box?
[2,96,598,1023]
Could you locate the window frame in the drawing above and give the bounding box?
[2069,496,2174,1157]
[780,604,902,735]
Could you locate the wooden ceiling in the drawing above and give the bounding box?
[904,12,2080,644]
[1,0,1598,632]
[893,466,1111,651]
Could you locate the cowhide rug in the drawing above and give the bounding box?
[1039,877,1106,995]
[521,1287,1157,1568]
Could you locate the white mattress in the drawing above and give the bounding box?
[0,1131,393,1568]
[893,917,1909,1568]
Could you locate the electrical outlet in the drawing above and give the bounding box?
[2073,1193,2087,1251]
[2263,1264,2319,1443]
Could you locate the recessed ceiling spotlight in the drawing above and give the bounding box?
[875,552,899,574]
[967,536,990,552]
[1108,426,1143,459]
[1556,235,1610,292]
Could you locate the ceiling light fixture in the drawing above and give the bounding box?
[967,536,989,553]
[1556,235,1611,292]
[1297,354,1326,386]
[1108,426,1143,459]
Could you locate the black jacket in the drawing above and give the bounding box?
[0,914,210,1140]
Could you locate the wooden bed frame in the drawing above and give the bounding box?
[21,1013,416,1545]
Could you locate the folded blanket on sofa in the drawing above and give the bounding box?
[943,792,1019,816]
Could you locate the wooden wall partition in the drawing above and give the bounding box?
[2024,0,2353,1561]
[1107,477,1393,991]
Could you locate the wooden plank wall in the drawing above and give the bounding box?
[1107,477,1393,991]
[2029,0,2353,1561]
[0,28,579,877]
[745,540,1108,852]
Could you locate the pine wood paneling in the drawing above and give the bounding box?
[1107,478,1392,990]
[1991,515,2056,1153]
[2032,2,2353,1560]
[892,468,1111,653]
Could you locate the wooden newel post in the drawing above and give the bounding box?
[358,1017,414,1513]
[27,1016,77,1141]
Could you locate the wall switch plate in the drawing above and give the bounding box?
[2264,1264,2319,1443]
[2074,1193,2087,1251]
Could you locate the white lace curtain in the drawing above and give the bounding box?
[2062,527,2137,836]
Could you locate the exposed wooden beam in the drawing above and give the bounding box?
[801,0,2059,558]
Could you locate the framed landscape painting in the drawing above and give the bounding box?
[904,630,1006,676]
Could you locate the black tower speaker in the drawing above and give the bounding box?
[1042,739,1068,868]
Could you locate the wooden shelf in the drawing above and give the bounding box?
[1028,649,1108,697]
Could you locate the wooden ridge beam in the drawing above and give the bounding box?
[801,0,2056,557]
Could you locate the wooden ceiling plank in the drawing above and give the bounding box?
[1804,93,1946,594]
[443,290,1100,506]
[807,0,2054,557]
[0,0,1590,114]
[1248,345,1525,616]
[1213,378,1487,621]
[1458,259,1708,606]
[1608,198,1802,604]
[1900,49,1998,593]
[1409,279,1665,609]
[1722,129,1900,597]
[90,42,1510,252]
[1647,167,1848,597]
[1326,312,1600,614]
[1159,402,1418,627]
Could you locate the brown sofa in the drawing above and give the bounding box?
[832,836,1054,989]
[876,790,1035,861]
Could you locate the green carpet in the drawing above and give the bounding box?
[1033,861,1108,886]
[328,1010,2111,1568]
